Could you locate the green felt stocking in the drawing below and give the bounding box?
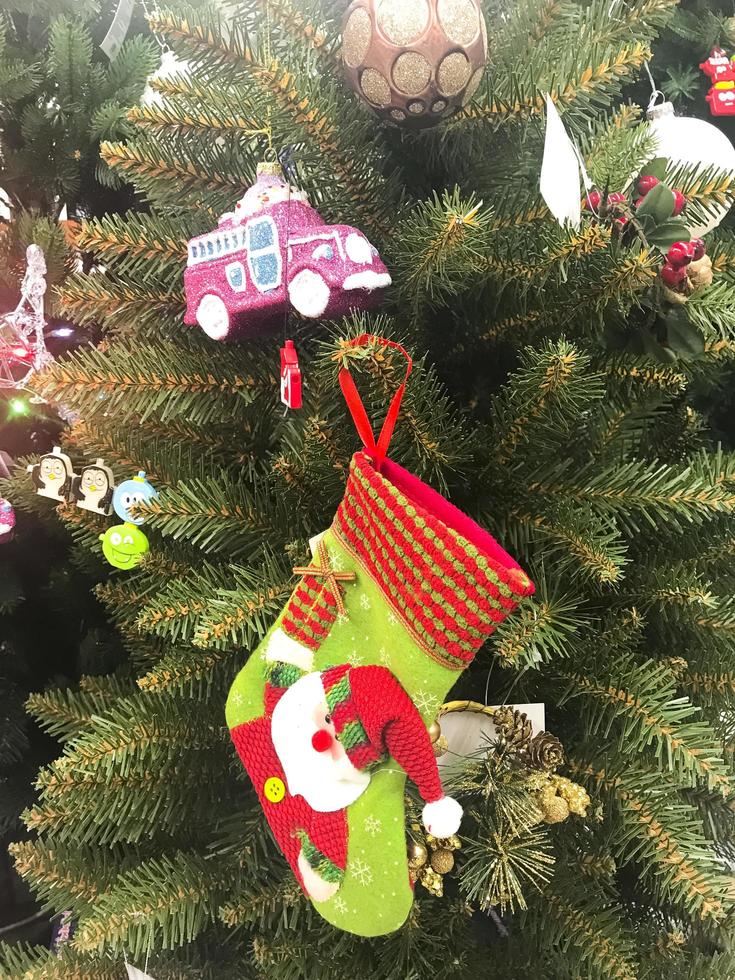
[226,449,532,936]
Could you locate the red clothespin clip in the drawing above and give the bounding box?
[700,47,735,82]
[280,340,302,410]
[707,82,735,115]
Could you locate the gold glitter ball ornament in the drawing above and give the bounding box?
[408,840,429,869]
[428,719,442,742]
[552,776,591,817]
[341,0,488,129]
[541,794,570,825]
[430,847,455,874]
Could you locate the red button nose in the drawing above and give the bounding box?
[312,729,333,753]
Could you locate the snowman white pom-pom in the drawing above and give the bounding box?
[422,796,463,838]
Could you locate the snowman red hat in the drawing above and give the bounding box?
[318,663,462,838]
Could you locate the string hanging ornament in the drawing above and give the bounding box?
[0,244,53,392]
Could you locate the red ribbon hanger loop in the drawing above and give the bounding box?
[338,334,412,466]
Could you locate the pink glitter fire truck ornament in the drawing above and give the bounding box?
[0,498,15,543]
[184,162,391,340]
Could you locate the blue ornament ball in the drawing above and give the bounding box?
[112,471,157,525]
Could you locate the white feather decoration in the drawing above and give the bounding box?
[539,94,583,230]
[126,966,157,980]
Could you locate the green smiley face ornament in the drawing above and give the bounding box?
[100,522,149,569]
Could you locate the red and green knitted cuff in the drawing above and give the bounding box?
[332,452,534,670]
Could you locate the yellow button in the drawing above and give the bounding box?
[264,777,286,803]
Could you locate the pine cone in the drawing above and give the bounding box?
[493,706,533,749]
[527,731,565,770]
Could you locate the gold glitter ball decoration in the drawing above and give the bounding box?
[430,847,455,874]
[541,793,569,825]
[553,775,591,817]
[428,720,442,742]
[341,0,488,129]
[532,774,591,825]
[408,840,429,870]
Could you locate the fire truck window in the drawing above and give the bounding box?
[248,220,275,251]
[252,254,279,289]
[227,264,245,289]
[207,241,214,255]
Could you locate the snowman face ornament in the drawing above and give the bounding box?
[75,459,115,516]
[270,672,371,812]
[112,471,156,525]
[28,446,76,502]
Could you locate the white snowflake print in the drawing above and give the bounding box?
[414,688,439,715]
[364,815,382,837]
[333,896,348,915]
[349,650,364,667]
[329,551,345,571]
[352,859,373,886]
[336,612,349,627]
[231,692,243,705]
[387,610,398,626]
[378,647,391,666]
[360,594,371,611]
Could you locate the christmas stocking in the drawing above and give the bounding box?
[226,336,533,936]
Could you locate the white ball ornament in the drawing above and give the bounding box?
[647,101,735,237]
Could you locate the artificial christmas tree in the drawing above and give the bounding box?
[3,0,735,977]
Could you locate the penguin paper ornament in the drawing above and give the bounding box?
[28,446,76,502]
[73,458,115,516]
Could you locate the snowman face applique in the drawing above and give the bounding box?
[271,672,370,812]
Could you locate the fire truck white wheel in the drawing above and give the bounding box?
[288,270,330,319]
[196,294,230,340]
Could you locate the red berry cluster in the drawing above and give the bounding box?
[660,239,706,289]
[584,177,687,228]
[634,175,686,216]
[585,190,628,226]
